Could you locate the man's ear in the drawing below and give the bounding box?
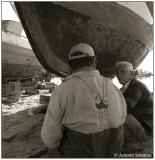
[130,70,134,78]
[133,70,137,77]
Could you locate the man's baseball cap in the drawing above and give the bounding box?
[69,43,95,60]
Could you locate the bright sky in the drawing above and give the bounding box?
[2,2,154,91]
[2,2,20,22]
[137,51,153,92]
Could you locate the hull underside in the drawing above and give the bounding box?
[15,2,153,77]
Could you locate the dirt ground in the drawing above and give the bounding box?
[2,94,47,158]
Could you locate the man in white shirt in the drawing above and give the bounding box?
[41,43,126,158]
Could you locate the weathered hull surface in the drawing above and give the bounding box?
[15,2,153,77]
[2,41,42,80]
[2,20,43,80]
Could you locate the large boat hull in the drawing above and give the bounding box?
[15,2,153,77]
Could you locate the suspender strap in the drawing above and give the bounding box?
[74,75,108,109]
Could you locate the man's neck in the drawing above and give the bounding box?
[123,78,133,86]
[72,66,95,73]
[121,79,132,93]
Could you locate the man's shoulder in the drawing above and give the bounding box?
[51,79,76,97]
[63,75,79,85]
[129,79,149,93]
[137,79,148,87]
[130,79,145,87]
[54,76,79,92]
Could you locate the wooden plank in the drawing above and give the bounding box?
[25,146,47,158]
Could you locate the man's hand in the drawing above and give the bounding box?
[48,147,61,158]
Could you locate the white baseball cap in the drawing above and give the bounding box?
[69,43,95,60]
[115,61,133,71]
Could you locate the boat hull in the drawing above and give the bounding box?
[2,42,42,80]
[15,2,153,77]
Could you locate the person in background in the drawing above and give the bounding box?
[41,43,126,158]
[40,69,51,82]
[115,61,153,152]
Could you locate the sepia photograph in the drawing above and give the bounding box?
[1,1,153,158]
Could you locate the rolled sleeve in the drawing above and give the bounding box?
[41,89,65,149]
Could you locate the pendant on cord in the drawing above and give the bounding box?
[96,100,108,110]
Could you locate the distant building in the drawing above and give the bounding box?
[135,69,153,79]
